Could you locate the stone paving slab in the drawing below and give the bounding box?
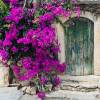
[0,87,100,100]
[61,81,99,91]
[0,87,23,100]
[46,90,100,100]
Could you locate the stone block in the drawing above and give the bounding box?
[0,64,9,87]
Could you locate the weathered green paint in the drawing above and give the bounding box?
[65,18,94,75]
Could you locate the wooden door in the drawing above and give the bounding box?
[65,18,94,75]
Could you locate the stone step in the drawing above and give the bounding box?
[45,90,100,100]
[61,81,100,92]
[45,91,69,100]
[59,75,100,92]
[60,75,100,83]
[45,96,68,100]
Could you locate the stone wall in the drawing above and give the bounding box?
[94,17,100,75]
[0,63,9,87]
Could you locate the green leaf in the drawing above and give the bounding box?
[0,0,7,12]
[0,33,2,39]
[33,23,38,29]
[44,86,49,92]
[35,8,45,18]
[63,2,73,9]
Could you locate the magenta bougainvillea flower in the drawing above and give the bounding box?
[21,46,29,52]
[22,57,33,69]
[9,7,24,23]
[40,12,54,22]
[0,0,80,99]
[3,39,12,47]
[11,46,18,53]
[0,49,8,61]
[53,76,61,87]
[10,0,18,5]
[17,38,31,44]
[40,76,48,85]
[37,91,45,100]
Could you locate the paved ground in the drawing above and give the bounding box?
[46,90,100,100]
[0,87,100,100]
[0,87,23,100]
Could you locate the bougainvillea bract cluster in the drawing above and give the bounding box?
[0,0,80,99]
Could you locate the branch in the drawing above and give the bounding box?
[23,0,27,8]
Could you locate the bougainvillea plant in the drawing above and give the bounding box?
[0,0,80,99]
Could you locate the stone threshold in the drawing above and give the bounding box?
[60,75,100,82]
[60,75,100,92]
[61,82,100,92]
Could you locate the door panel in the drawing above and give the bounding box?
[65,18,94,75]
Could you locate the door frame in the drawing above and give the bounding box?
[56,11,96,75]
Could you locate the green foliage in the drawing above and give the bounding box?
[0,1,10,40]
[35,8,45,18]
[0,0,9,19]
[0,0,7,12]
[33,23,38,29]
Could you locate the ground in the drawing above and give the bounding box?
[0,87,100,100]
[1,75,100,100]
